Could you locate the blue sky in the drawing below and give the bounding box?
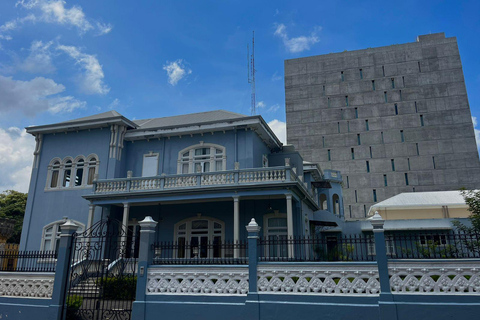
[0,0,479,192]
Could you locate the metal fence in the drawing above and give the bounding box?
[386,232,480,259]
[0,250,57,272]
[151,240,248,265]
[258,235,376,262]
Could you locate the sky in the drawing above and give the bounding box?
[0,0,479,193]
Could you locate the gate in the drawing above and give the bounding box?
[64,218,138,320]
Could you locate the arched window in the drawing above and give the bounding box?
[332,194,340,215]
[41,220,84,251]
[320,194,328,210]
[263,213,288,258]
[174,217,224,258]
[86,155,99,185]
[63,159,73,187]
[74,158,85,186]
[48,159,61,188]
[177,143,226,174]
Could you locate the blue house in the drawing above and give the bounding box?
[20,110,344,260]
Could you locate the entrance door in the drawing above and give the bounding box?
[175,217,224,259]
[126,224,140,259]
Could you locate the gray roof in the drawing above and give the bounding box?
[132,110,248,130]
[369,191,467,214]
[58,110,124,124]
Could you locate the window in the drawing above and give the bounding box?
[373,189,377,202]
[400,130,404,142]
[433,156,436,169]
[384,174,387,186]
[419,235,447,247]
[359,69,363,79]
[357,134,361,145]
[262,154,269,168]
[177,143,226,174]
[415,101,418,113]
[351,148,355,160]
[328,97,331,108]
[337,122,340,133]
[402,76,405,87]
[369,146,373,158]
[320,194,328,210]
[341,71,344,81]
[368,239,395,255]
[323,85,326,95]
[355,107,358,119]
[381,131,384,143]
[418,61,421,72]
[345,96,349,106]
[355,190,358,203]
[420,115,424,126]
[47,155,99,190]
[49,160,61,188]
[347,121,350,132]
[332,194,340,215]
[416,143,420,155]
[63,160,72,187]
[382,66,385,77]
[42,220,84,251]
[175,217,225,259]
[405,173,409,186]
[365,120,369,131]
[384,91,388,103]
[408,158,411,170]
[394,104,398,115]
[366,161,370,173]
[264,213,288,258]
[142,153,159,177]
[328,149,331,161]
[372,80,375,91]
[322,136,325,147]
[391,159,395,171]
[349,205,352,218]
[364,205,367,216]
[346,176,350,188]
[391,78,395,89]
[399,90,402,101]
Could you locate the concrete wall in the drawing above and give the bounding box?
[285,32,480,220]
[378,206,470,220]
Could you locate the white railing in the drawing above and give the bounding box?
[389,260,480,294]
[257,263,380,295]
[94,167,294,194]
[146,266,249,295]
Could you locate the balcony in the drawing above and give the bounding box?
[92,166,318,203]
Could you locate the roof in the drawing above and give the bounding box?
[361,219,453,231]
[368,190,467,215]
[133,110,247,130]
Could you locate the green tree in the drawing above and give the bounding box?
[0,190,28,243]
[452,190,480,254]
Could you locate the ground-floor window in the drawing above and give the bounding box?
[263,213,288,258]
[41,220,85,251]
[174,217,224,258]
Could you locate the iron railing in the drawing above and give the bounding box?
[151,240,248,265]
[0,250,57,272]
[386,232,480,259]
[258,235,376,262]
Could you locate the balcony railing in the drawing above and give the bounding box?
[94,167,304,194]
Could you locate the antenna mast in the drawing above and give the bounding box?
[247,31,256,115]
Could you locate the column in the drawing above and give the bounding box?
[245,218,261,320]
[86,204,96,230]
[233,196,240,258]
[121,202,130,258]
[286,194,294,258]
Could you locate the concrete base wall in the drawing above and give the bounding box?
[0,297,57,320]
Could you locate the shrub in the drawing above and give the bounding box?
[66,295,83,320]
[97,276,137,300]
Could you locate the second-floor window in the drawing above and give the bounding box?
[178,143,226,174]
[47,155,99,190]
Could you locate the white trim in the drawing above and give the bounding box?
[45,154,99,191]
[40,219,85,251]
[177,143,226,174]
[142,152,159,177]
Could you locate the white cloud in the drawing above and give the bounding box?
[163,59,192,86]
[267,104,280,113]
[96,22,113,35]
[268,119,287,144]
[257,101,280,113]
[19,40,56,74]
[0,127,36,193]
[57,45,109,95]
[271,71,282,81]
[257,101,266,109]
[0,14,36,39]
[108,98,120,109]
[473,116,480,150]
[274,23,320,53]
[0,75,85,116]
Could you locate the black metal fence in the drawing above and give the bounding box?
[151,240,248,265]
[0,250,57,272]
[258,235,376,262]
[386,232,480,259]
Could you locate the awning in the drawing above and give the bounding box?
[361,219,453,232]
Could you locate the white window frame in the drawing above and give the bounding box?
[46,154,100,190]
[263,212,288,258]
[41,219,85,252]
[142,152,159,177]
[419,234,447,247]
[86,154,100,185]
[173,216,225,259]
[177,143,226,174]
[368,238,395,256]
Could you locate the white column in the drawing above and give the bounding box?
[286,194,294,258]
[121,202,130,258]
[233,196,240,258]
[87,204,96,231]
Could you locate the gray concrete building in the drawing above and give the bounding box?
[285,32,480,220]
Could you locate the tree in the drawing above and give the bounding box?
[0,190,28,243]
[453,190,480,233]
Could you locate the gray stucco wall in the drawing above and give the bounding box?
[285,32,480,219]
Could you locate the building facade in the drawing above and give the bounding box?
[285,32,480,220]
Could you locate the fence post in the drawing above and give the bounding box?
[245,218,261,320]
[369,212,397,320]
[132,216,158,320]
[50,219,78,320]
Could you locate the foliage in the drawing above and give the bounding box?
[66,295,83,320]
[97,276,137,300]
[413,241,458,259]
[452,190,480,253]
[0,190,28,243]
